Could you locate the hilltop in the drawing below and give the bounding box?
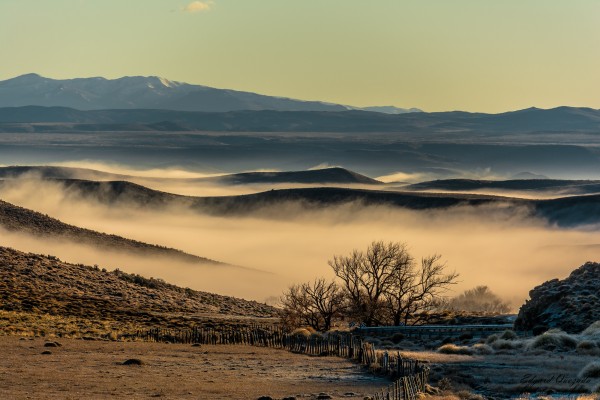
[202,167,382,185]
[0,165,381,186]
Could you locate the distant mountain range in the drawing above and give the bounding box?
[0,74,420,114]
[1,105,600,134]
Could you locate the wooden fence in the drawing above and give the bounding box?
[129,325,429,400]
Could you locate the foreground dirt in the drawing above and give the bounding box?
[0,336,388,399]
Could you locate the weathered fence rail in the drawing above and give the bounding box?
[128,325,429,400]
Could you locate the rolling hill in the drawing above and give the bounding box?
[201,167,382,185]
[0,246,276,331]
[0,198,226,266]
[22,178,600,228]
[0,166,382,186]
[404,179,600,196]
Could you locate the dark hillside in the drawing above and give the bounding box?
[0,246,276,328]
[0,198,223,265]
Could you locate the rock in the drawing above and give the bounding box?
[41,350,52,355]
[257,397,273,400]
[515,262,600,333]
[191,343,201,347]
[317,394,333,400]
[44,342,59,347]
[122,358,144,366]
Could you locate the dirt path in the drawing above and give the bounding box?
[0,336,388,399]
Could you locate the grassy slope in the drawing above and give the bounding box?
[0,246,276,331]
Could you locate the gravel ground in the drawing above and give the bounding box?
[0,336,388,399]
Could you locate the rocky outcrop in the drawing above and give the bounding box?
[514,262,600,333]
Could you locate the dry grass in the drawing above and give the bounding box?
[0,246,278,336]
[437,344,473,355]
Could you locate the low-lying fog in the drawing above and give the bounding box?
[2,166,600,309]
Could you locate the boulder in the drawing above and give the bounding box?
[514,262,600,333]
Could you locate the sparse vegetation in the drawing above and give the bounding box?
[0,246,277,337]
[438,344,473,355]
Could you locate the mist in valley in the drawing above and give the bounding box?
[2,167,600,310]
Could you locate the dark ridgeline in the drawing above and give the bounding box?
[0,198,225,266]
[406,178,600,196]
[1,104,600,133]
[19,176,600,228]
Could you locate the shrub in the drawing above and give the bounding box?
[438,344,473,355]
[577,340,600,356]
[390,333,404,344]
[579,362,600,379]
[527,330,577,351]
[472,343,494,355]
[485,334,499,344]
[499,330,518,340]
[491,339,521,351]
[290,328,312,338]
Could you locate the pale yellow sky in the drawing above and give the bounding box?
[1,0,599,112]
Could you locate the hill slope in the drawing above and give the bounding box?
[0,198,225,266]
[0,166,381,186]
[198,167,381,185]
[405,179,600,195]
[0,246,276,329]
[36,179,600,228]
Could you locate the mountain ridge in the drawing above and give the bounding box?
[0,73,420,114]
[1,105,600,134]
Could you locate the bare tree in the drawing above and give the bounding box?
[280,278,345,331]
[330,241,459,326]
[386,254,459,325]
[329,241,413,326]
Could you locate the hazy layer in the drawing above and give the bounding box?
[2,175,600,309]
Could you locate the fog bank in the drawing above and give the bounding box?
[1,177,600,307]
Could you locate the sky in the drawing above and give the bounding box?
[1,0,599,112]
